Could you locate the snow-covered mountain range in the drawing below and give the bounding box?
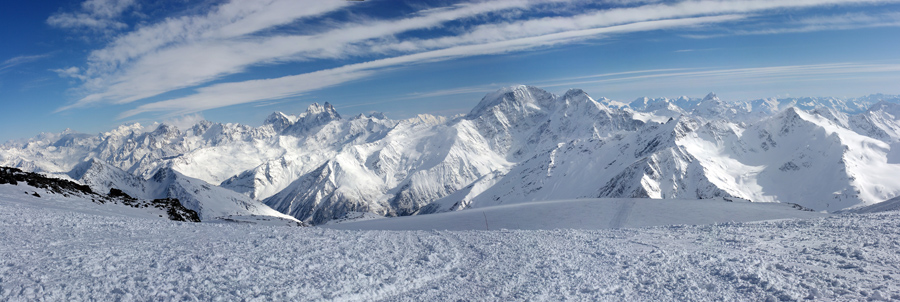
[3,85,900,224]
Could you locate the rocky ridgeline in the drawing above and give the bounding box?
[0,167,200,222]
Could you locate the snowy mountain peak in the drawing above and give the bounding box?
[628,97,654,110]
[275,102,343,135]
[467,85,555,118]
[781,106,803,118]
[303,102,340,121]
[102,123,148,138]
[151,123,180,136]
[264,111,298,132]
[867,101,900,116]
[690,93,731,119]
[563,88,588,99]
[305,102,336,115]
[67,158,99,181]
[368,112,388,120]
[562,88,604,108]
[773,107,810,130]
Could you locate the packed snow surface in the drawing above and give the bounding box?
[325,198,827,231]
[3,188,900,301]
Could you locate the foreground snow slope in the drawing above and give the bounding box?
[325,198,827,231]
[3,194,899,301]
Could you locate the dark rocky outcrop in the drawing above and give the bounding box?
[0,166,200,222]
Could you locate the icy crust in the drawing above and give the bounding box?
[1,195,899,301]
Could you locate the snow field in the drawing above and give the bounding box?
[2,194,899,301]
[326,198,827,231]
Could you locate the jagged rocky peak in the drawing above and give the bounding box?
[781,106,803,118]
[294,102,341,129]
[67,158,98,180]
[265,102,343,134]
[691,92,731,116]
[50,131,93,148]
[628,96,685,112]
[151,123,181,137]
[467,85,555,118]
[405,114,447,126]
[102,123,146,138]
[629,97,656,110]
[190,120,215,134]
[646,115,700,141]
[296,102,340,122]
[150,165,177,183]
[867,100,900,116]
[562,88,604,108]
[770,106,818,136]
[264,111,297,132]
[811,107,849,128]
[563,88,589,100]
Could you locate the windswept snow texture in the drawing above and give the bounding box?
[3,86,900,223]
[326,198,827,231]
[3,190,900,301]
[844,195,900,214]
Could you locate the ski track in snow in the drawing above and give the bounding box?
[609,199,635,229]
[2,197,900,301]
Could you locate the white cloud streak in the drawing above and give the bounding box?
[534,63,900,94]
[60,0,543,110]
[684,11,900,38]
[47,0,135,31]
[52,0,900,118]
[405,85,509,99]
[118,14,745,118]
[0,54,52,72]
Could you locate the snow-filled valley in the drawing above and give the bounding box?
[2,180,900,301]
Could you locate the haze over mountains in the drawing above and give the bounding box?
[3,86,899,224]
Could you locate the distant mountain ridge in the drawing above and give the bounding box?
[3,86,899,224]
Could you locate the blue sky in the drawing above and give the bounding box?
[2,0,900,142]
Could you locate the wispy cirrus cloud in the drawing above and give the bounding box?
[683,11,900,38]
[533,62,900,99]
[58,0,554,111]
[405,85,509,99]
[52,0,900,118]
[0,54,52,72]
[118,14,745,118]
[741,11,900,34]
[47,0,135,32]
[544,63,900,85]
